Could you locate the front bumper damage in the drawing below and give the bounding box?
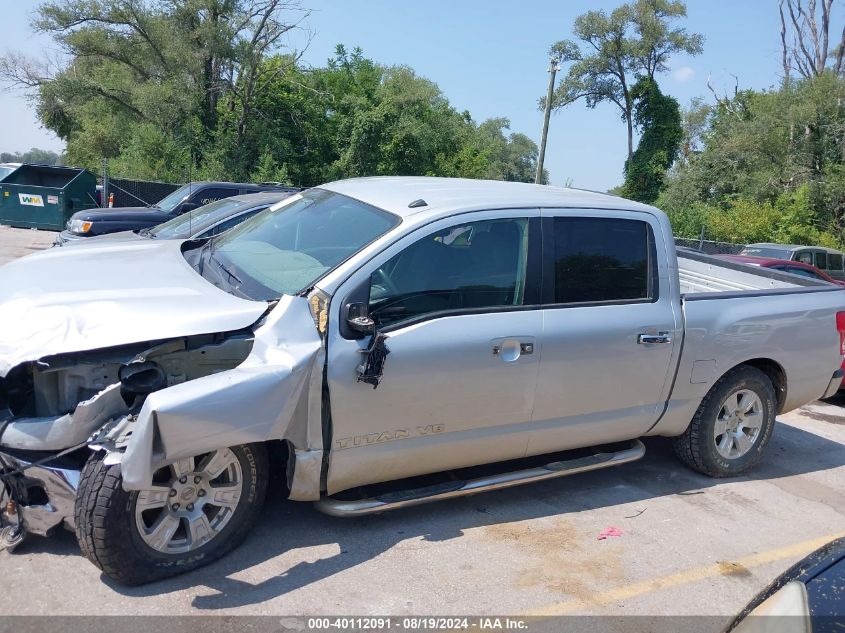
[0,451,79,538]
[0,294,325,545]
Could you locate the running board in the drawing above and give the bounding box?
[314,439,646,517]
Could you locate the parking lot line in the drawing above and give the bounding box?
[527,530,845,615]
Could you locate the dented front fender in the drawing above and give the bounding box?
[118,295,325,495]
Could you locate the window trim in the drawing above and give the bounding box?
[539,215,659,309]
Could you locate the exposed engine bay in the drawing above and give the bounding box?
[0,332,254,451]
[0,294,326,547]
[0,330,255,542]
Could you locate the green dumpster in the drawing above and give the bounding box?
[0,164,97,230]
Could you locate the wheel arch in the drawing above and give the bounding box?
[732,358,787,413]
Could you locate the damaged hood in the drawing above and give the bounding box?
[0,239,268,376]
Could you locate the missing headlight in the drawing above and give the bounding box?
[118,362,166,402]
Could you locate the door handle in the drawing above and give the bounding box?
[492,342,534,355]
[638,332,672,345]
[491,337,535,362]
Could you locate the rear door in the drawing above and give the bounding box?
[827,252,845,280]
[527,210,680,455]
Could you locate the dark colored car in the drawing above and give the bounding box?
[55,181,299,245]
[54,191,296,247]
[726,536,845,632]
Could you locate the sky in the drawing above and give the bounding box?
[0,0,811,191]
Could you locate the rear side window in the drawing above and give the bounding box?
[204,207,267,237]
[829,253,844,270]
[552,217,652,304]
[815,252,828,270]
[795,251,814,265]
[786,266,822,279]
[191,188,232,207]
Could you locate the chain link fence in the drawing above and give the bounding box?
[674,236,746,255]
[107,178,181,208]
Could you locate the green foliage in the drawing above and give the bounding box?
[548,0,702,164]
[0,148,62,165]
[659,72,845,247]
[5,3,543,187]
[202,45,544,186]
[622,77,682,203]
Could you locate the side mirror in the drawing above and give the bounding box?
[179,202,198,214]
[346,302,375,336]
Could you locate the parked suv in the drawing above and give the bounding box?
[740,243,845,280]
[55,181,299,245]
[54,191,295,247]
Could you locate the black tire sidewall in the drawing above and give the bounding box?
[696,369,777,476]
[127,444,264,572]
[78,443,267,585]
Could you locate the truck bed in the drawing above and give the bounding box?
[653,248,845,436]
[677,248,831,295]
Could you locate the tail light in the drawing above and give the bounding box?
[837,312,845,356]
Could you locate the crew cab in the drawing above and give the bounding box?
[0,178,843,585]
[54,181,299,244]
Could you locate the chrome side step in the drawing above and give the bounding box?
[314,439,646,517]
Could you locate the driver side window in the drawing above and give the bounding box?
[369,218,530,328]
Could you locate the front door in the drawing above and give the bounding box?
[325,211,542,494]
[527,211,680,455]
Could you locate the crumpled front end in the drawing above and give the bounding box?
[101,295,326,497]
[0,323,262,540]
[0,452,79,539]
[0,294,325,544]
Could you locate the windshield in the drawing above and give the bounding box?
[155,183,197,212]
[197,189,399,300]
[740,246,792,259]
[0,165,16,181]
[149,198,250,239]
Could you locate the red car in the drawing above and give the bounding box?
[719,254,845,391]
[717,254,845,287]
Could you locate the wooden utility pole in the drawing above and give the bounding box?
[535,58,560,185]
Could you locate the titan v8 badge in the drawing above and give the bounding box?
[335,424,445,450]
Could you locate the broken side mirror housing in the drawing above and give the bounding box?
[346,302,375,336]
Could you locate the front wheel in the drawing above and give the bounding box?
[673,366,776,477]
[75,443,268,585]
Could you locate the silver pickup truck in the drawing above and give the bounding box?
[1,177,843,585]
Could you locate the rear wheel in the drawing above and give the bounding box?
[673,366,776,477]
[75,443,268,585]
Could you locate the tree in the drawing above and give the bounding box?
[657,73,845,247]
[0,0,310,177]
[622,77,682,203]
[548,0,702,165]
[205,45,546,186]
[0,148,62,165]
[779,0,845,80]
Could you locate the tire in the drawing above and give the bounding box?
[75,443,268,586]
[672,365,777,477]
